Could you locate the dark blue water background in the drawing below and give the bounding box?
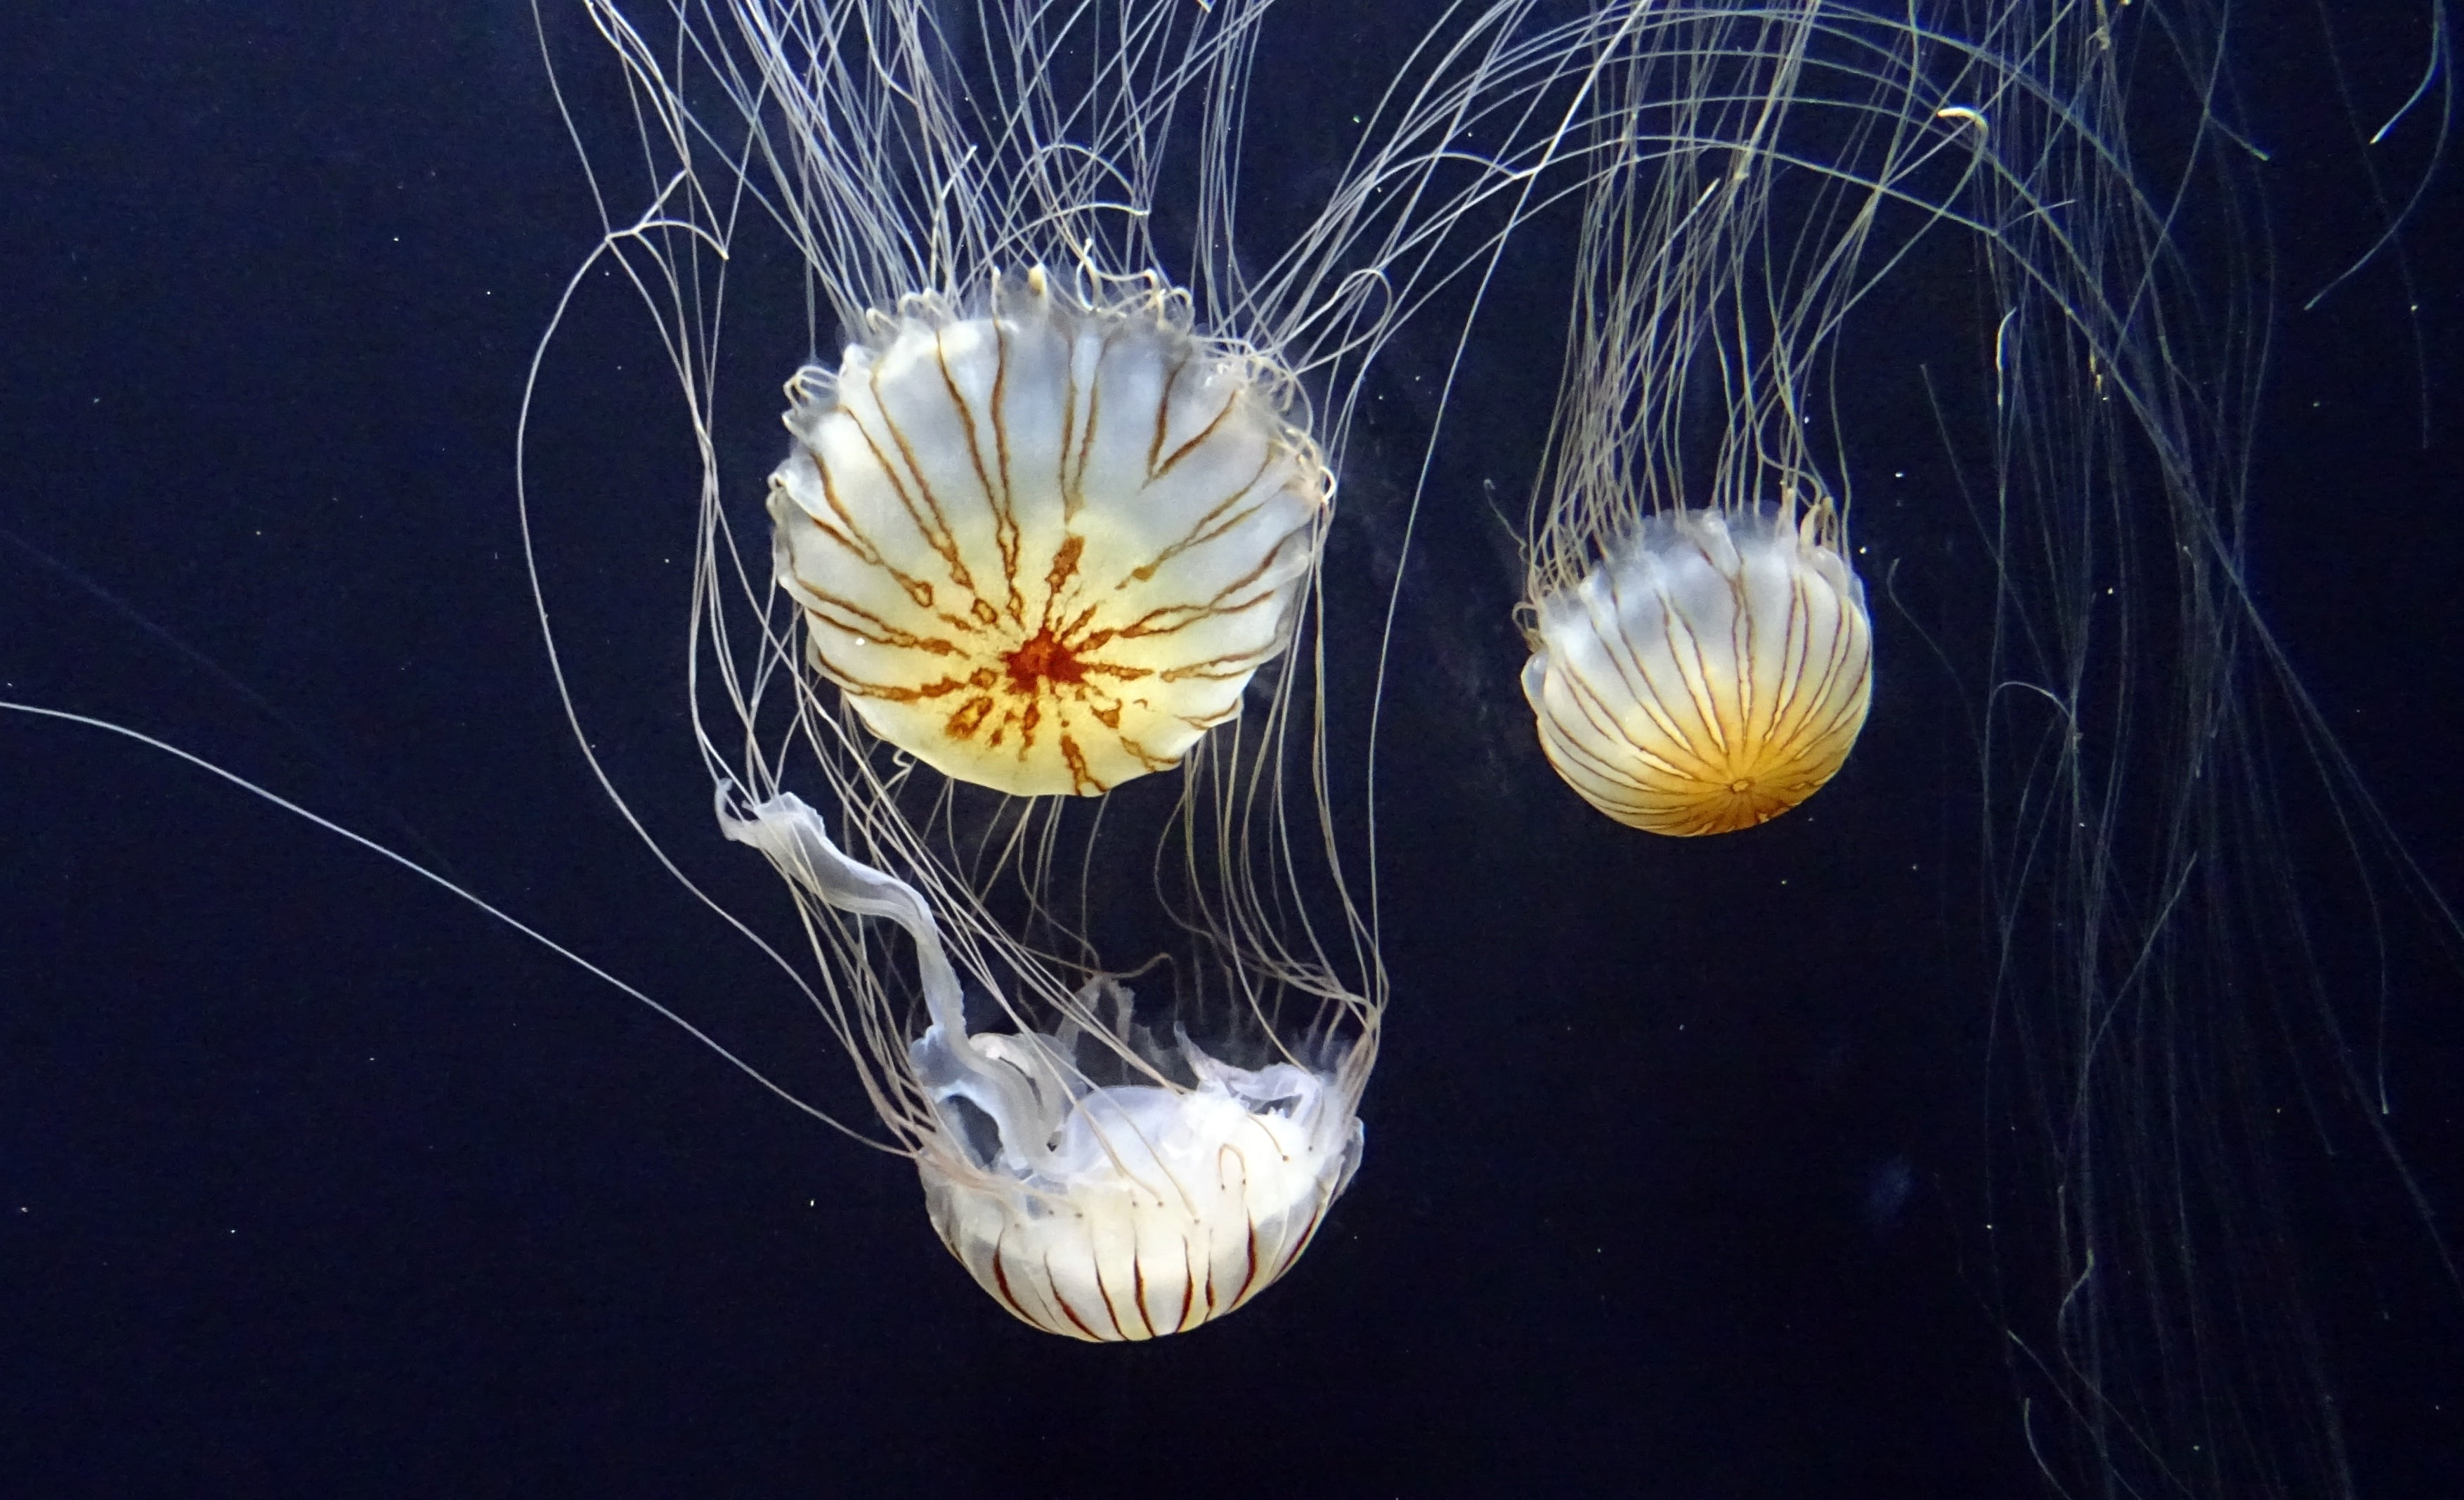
[3,2,2458,1494]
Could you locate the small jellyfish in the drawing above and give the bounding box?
[1511,7,1990,836]
[535,0,1612,1336]
[1502,3,2460,1494]
[716,784,1360,1335]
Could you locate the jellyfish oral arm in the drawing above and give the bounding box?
[712,783,1055,1166]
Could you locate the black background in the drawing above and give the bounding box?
[4,3,2458,1496]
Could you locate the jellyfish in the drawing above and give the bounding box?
[767,267,1331,798]
[523,0,1614,1338]
[1500,0,2460,1493]
[1512,2,1997,836]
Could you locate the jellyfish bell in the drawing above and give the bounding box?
[769,268,1331,797]
[915,1037,1362,1339]
[1520,493,1872,835]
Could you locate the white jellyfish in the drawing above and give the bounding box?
[524,0,1614,1337]
[1507,0,2460,1494]
[1514,1,2011,836]
[767,270,1331,798]
[1518,500,1874,835]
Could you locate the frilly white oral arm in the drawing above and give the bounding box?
[715,784,1056,1167]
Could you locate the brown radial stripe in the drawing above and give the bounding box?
[1175,1241,1199,1333]
[839,389,962,591]
[1062,331,1109,522]
[790,588,958,654]
[1060,735,1097,795]
[987,1232,1036,1327]
[944,696,995,739]
[802,456,911,588]
[1042,1251,1103,1341]
[1086,1248,1130,1341]
[1126,450,1284,583]
[1229,1216,1263,1310]
[1148,376,1241,482]
[860,361,982,599]
[1273,1194,1332,1279]
[1145,353,1189,476]
[1129,1257,1156,1341]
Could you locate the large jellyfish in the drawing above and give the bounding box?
[523,0,1611,1337]
[1506,1,2460,1494]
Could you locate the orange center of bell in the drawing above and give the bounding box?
[1003,627,1090,696]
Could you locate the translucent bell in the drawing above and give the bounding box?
[1521,504,1872,835]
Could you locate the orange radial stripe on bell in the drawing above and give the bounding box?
[767,269,1328,796]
